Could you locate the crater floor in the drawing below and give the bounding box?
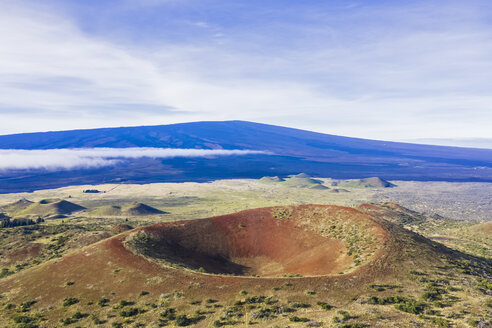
[127,205,386,277]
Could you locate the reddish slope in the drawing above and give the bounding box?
[0,205,421,313]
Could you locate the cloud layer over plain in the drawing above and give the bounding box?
[0,148,269,171]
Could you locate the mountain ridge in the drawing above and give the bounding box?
[1,120,491,153]
[0,121,491,193]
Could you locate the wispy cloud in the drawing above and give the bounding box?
[0,1,491,142]
[0,148,270,171]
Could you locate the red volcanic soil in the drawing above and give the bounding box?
[0,205,398,309]
[134,207,356,277]
[1,243,43,265]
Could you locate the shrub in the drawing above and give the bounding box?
[120,307,142,317]
[90,315,106,324]
[20,300,36,312]
[98,298,110,307]
[0,268,12,278]
[394,299,426,314]
[213,319,239,327]
[366,295,408,305]
[421,287,444,301]
[176,314,192,326]
[433,301,450,308]
[160,308,176,320]
[317,301,333,310]
[114,299,134,309]
[63,297,79,307]
[338,310,352,321]
[410,270,427,276]
[13,315,35,323]
[476,278,492,291]
[72,311,87,319]
[339,324,367,328]
[251,307,278,320]
[430,317,450,327]
[289,316,310,322]
[290,302,310,308]
[60,317,78,325]
[244,296,266,304]
[139,291,149,296]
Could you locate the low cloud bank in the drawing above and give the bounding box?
[0,148,270,171]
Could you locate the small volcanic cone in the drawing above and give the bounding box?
[124,203,166,216]
[1,198,34,213]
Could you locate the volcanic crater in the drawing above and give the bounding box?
[126,205,387,277]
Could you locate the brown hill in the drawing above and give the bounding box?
[309,184,329,190]
[470,221,492,235]
[339,177,395,188]
[17,199,86,217]
[258,176,285,183]
[2,199,85,217]
[0,204,489,327]
[1,198,33,213]
[125,203,165,216]
[89,203,166,217]
[111,224,135,234]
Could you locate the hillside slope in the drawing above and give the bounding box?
[0,204,489,327]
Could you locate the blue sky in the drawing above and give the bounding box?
[1,0,491,147]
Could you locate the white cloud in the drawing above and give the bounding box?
[0,1,491,142]
[0,148,270,171]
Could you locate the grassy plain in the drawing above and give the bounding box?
[0,178,490,327]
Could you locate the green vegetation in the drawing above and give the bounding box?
[1,218,41,228]
[317,301,333,310]
[394,299,426,314]
[430,317,451,327]
[19,300,36,312]
[366,295,408,305]
[366,294,427,314]
[476,278,492,292]
[289,315,310,322]
[60,312,87,325]
[339,324,367,328]
[368,284,400,291]
[0,181,490,328]
[13,315,36,324]
[98,298,110,307]
[114,299,134,309]
[62,297,79,307]
[290,302,311,308]
[120,307,144,317]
